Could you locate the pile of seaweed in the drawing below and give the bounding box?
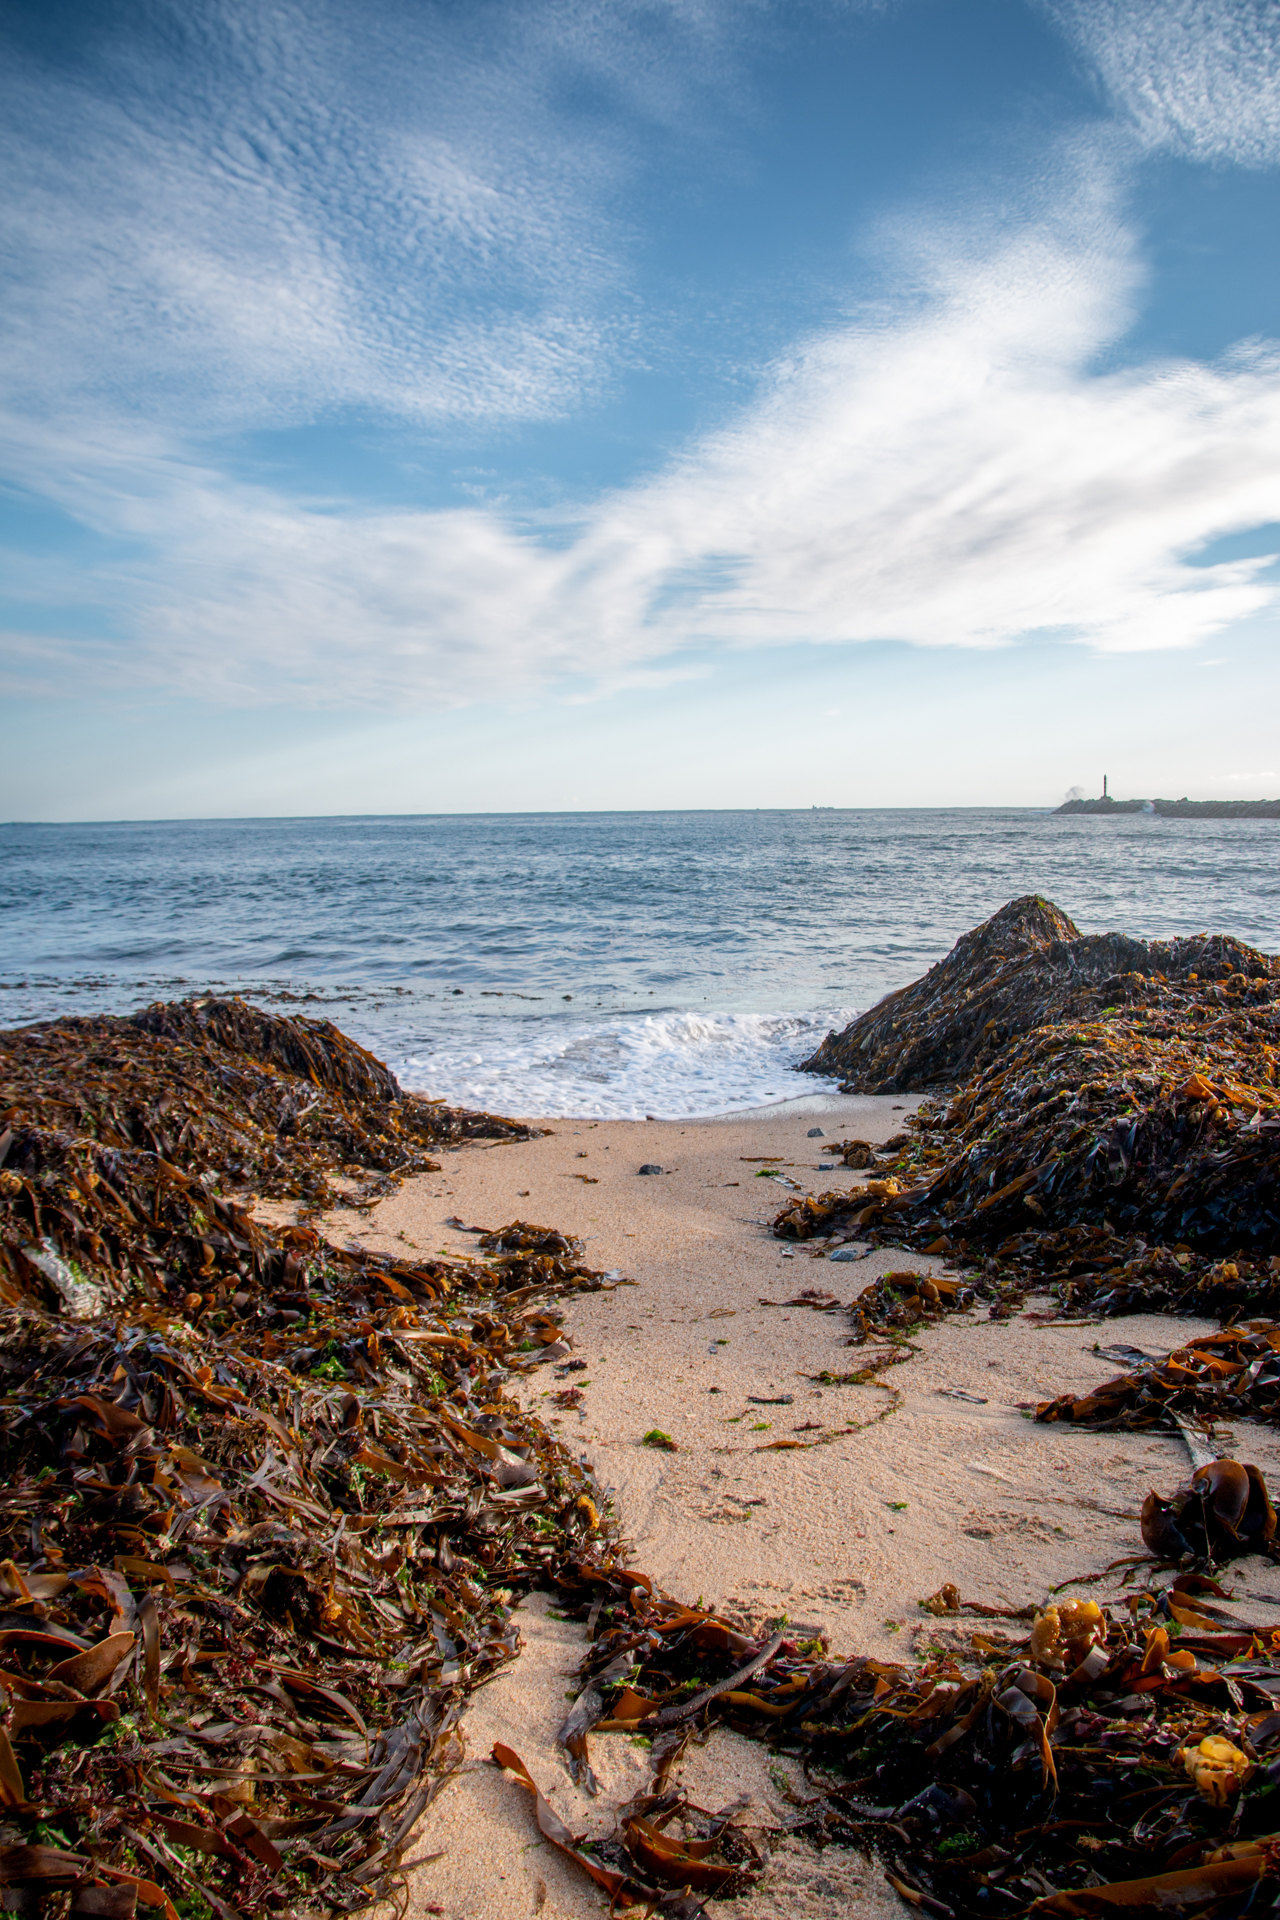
[494,1559,1280,1920]
[0,1003,625,1917]
[1,996,528,1249]
[802,895,1278,1093]
[778,900,1280,1322]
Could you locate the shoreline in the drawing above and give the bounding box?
[7,898,1280,1920]
[309,1103,1280,1920]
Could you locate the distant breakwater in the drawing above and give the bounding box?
[1057,796,1280,818]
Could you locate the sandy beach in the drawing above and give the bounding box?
[5,912,1280,1920]
[304,1095,1280,1920]
[11,4,1280,1903]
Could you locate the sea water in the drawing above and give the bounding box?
[2,810,1277,1118]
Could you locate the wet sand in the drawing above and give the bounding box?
[336,1094,1280,1920]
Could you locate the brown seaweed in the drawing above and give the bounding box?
[0,995,530,1259]
[0,1256,624,1916]
[1037,1325,1280,1433]
[535,1549,1280,1920]
[1139,1459,1277,1563]
[0,1001,626,1916]
[803,895,1278,1093]
[493,1740,757,1912]
[775,899,1280,1319]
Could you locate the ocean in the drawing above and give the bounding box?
[2,809,1277,1118]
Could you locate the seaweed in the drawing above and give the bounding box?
[1139,1460,1277,1564]
[0,996,530,1251]
[803,896,1278,1094]
[1037,1325,1280,1434]
[777,900,1280,1318]
[532,1550,1280,1920]
[0,1002,624,1916]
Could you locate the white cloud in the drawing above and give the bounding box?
[1044,0,1280,167]
[5,168,1279,706]
[3,3,1279,713]
[0,0,757,432]
[628,218,1280,656]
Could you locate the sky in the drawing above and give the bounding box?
[1,0,1278,818]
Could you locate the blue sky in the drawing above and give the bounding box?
[1,0,1278,817]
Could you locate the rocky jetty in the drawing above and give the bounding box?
[1057,795,1280,816]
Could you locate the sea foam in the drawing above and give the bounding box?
[393,1005,852,1119]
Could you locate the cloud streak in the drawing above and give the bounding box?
[0,0,757,431]
[2,1,1279,714]
[5,164,1278,706]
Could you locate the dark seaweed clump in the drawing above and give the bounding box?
[1,996,530,1260]
[0,1002,627,1917]
[802,895,1277,1093]
[779,899,1280,1324]
[503,1561,1280,1920]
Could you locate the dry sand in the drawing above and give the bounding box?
[323,1093,1280,1920]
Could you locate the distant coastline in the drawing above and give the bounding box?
[1056,795,1280,818]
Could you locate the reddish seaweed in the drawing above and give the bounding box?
[536,1559,1280,1920]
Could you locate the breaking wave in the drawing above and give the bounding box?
[393,1006,852,1119]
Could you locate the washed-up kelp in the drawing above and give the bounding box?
[842,1270,976,1342]
[0,1002,630,1915]
[523,1561,1280,1920]
[0,1265,616,1917]
[1,997,530,1235]
[802,895,1279,1094]
[1140,1460,1277,1563]
[1038,1326,1280,1434]
[773,1180,911,1245]
[493,1730,764,1917]
[836,1140,877,1168]
[894,1018,1280,1251]
[775,917,1280,1310]
[0,998,541,1320]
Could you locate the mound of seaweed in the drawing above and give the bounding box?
[1036,1323,1280,1432]
[902,1016,1280,1250]
[802,895,1278,1092]
[1,996,529,1242]
[779,902,1280,1318]
[0,1004,629,1916]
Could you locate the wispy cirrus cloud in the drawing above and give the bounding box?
[5,161,1278,707]
[0,0,759,431]
[2,1,1279,716]
[1044,0,1280,167]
